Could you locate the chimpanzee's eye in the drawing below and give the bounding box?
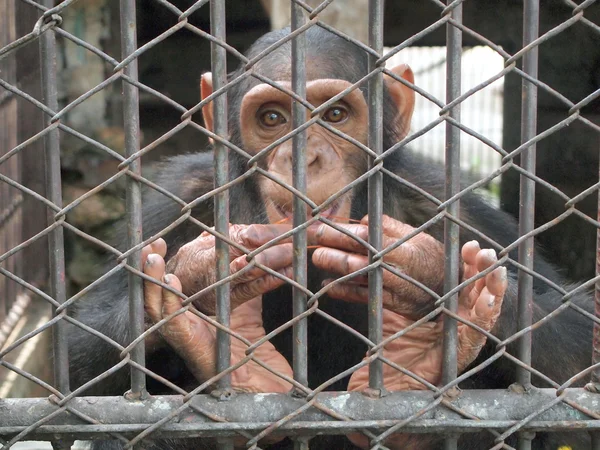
[322,106,348,123]
[260,110,286,127]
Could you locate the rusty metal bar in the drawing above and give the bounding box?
[120,0,146,399]
[210,0,232,398]
[209,3,233,449]
[291,0,308,445]
[39,0,69,395]
[1,389,600,439]
[516,0,540,390]
[291,0,308,394]
[441,5,462,443]
[516,2,540,447]
[367,0,384,393]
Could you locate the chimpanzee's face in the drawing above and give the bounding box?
[199,64,415,224]
[239,79,369,223]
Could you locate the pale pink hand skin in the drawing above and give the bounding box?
[347,241,507,450]
[143,249,293,393]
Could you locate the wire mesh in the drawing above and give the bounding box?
[0,0,599,449]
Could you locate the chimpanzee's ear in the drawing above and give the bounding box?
[200,73,215,141]
[384,64,415,139]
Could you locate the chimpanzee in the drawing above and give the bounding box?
[69,26,594,450]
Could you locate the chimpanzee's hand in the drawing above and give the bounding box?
[166,224,294,314]
[346,241,507,450]
[139,238,168,350]
[143,248,293,393]
[309,214,445,319]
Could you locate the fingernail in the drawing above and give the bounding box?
[500,267,507,280]
[467,240,478,246]
[163,274,172,285]
[483,249,497,260]
[146,253,157,266]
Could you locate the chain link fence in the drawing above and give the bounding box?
[1,0,600,449]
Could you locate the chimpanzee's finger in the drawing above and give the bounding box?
[312,248,422,293]
[474,249,499,298]
[457,268,506,371]
[308,219,431,274]
[159,274,185,317]
[307,223,369,254]
[150,238,167,258]
[361,214,419,239]
[160,274,217,381]
[312,248,368,276]
[140,239,168,268]
[143,253,167,323]
[322,279,395,305]
[459,241,481,310]
[369,216,445,280]
[461,240,480,266]
[230,244,294,283]
[141,245,154,269]
[322,280,369,303]
[230,266,294,307]
[232,224,294,250]
[485,266,508,301]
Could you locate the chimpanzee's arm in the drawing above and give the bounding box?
[69,152,216,395]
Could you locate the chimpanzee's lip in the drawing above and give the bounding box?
[275,199,342,222]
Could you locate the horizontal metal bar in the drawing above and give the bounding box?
[1,389,600,439]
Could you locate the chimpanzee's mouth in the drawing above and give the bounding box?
[275,198,343,222]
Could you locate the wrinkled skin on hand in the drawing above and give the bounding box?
[166,224,295,314]
[144,250,293,393]
[140,217,506,425]
[346,240,507,450]
[309,215,446,319]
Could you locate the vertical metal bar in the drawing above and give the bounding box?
[291,1,308,449]
[120,0,145,397]
[40,0,69,395]
[517,431,535,450]
[442,0,462,384]
[367,0,384,392]
[291,1,308,388]
[211,1,232,448]
[516,0,539,389]
[211,0,231,396]
[516,2,539,448]
[442,1,462,449]
[590,139,600,385]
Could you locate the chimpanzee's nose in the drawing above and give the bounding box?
[306,135,325,167]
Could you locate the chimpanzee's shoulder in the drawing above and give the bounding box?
[156,151,214,182]
[148,151,215,201]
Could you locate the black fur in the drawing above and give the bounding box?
[69,26,594,449]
